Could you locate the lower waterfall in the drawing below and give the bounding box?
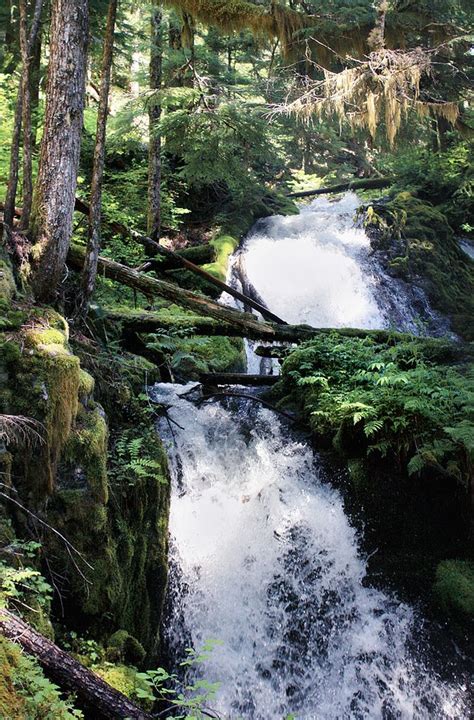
[156,195,469,719]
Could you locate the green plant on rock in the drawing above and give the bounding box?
[278,333,474,489]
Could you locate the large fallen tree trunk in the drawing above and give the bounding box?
[0,609,152,719]
[287,176,394,199]
[96,305,417,346]
[73,197,285,324]
[199,372,279,386]
[101,308,243,337]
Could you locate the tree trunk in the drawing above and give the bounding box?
[287,176,393,199]
[20,0,44,230]
[29,0,88,303]
[28,29,42,149]
[0,609,152,720]
[99,307,243,337]
[2,0,43,243]
[147,1,162,245]
[136,244,216,271]
[79,0,118,317]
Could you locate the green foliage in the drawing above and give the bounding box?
[113,431,168,485]
[433,560,474,617]
[0,636,83,719]
[134,640,222,719]
[0,540,51,612]
[279,333,474,487]
[387,144,474,234]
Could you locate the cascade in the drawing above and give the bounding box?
[157,195,469,719]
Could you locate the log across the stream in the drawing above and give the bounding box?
[0,609,152,720]
[287,176,394,199]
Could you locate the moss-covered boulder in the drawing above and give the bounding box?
[1,306,170,659]
[433,560,474,620]
[366,192,474,339]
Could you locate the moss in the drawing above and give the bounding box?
[367,193,474,339]
[94,662,151,708]
[172,335,246,380]
[433,560,474,618]
[62,404,108,503]
[78,369,95,400]
[0,637,25,720]
[347,458,369,491]
[203,233,239,282]
[106,630,146,665]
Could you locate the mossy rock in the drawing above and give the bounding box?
[61,404,108,503]
[433,560,474,618]
[368,193,474,339]
[106,630,146,665]
[94,662,152,709]
[1,313,81,498]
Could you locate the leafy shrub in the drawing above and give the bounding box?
[278,333,474,488]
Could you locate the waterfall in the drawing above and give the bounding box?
[157,195,468,718]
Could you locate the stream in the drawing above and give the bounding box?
[156,194,471,719]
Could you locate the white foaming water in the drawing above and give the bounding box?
[158,387,467,719]
[227,192,447,336]
[237,193,382,328]
[159,195,467,718]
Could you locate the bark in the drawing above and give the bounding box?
[287,177,394,199]
[79,0,118,317]
[29,0,88,303]
[0,609,152,720]
[2,0,43,243]
[72,198,286,324]
[147,1,162,244]
[199,372,279,386]
[68,246,417,346]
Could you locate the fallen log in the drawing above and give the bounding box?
[0,609,152,720]
[287,176,394,199]
[73,197,285,325]
[199,372,279,386]
[100,308,242,337]
[254,345,291,358]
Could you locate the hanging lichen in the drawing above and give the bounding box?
[273,48,459,146]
